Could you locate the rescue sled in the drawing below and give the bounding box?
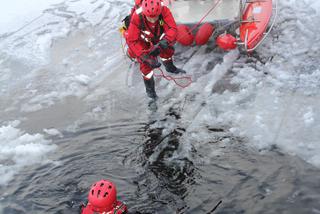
[164,0,278,52]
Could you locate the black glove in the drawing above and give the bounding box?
[159,39,169,50]
[149,45,161,57]
[141,55,161,69]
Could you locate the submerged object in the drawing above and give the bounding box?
[216,34,237,51]
[176,24,194,46]
[195,23,214,46]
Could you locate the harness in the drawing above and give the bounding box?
[138,13,165,44]
[111,202,127,214]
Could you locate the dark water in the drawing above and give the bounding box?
[1,104,320,214]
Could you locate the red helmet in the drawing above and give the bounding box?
[87,180,117,213]
[142,0,163,18]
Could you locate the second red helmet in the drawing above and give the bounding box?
[87,180,117,213]
[142,0,163,18]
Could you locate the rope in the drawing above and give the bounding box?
[154,67,192,88]
[120,35,126,57]
[152,0,222,88]
[1,13,45,42]
[120,38,193,89]
[189,0,222,33]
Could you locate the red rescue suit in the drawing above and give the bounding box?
[81,201,128,214]
[126,6,177,79]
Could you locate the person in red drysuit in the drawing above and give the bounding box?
[81,180,128,214]
[126,0,185,99]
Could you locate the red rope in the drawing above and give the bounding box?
[154,68,192,89]
[151,0,222,89]
[175,0,222,42]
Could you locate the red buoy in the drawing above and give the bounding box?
[176,25,194,46]
[216,34,237,51]
[195,23,214,45]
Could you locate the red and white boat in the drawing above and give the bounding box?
[164,0,278,52]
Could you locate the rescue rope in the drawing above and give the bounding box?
[175,0,222,42]
[152,0,222,88]
[154,67,192,88]
[120,36,127,59]
[190,0,222,32]
[120,36,193,89]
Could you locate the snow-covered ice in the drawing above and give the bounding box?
[0,0,64,35]
[172,0,320,167]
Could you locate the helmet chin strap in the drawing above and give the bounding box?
[146,16,159,23]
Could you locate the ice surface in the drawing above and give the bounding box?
[0,0,64,35]
[181,0,320,167]
[0,0,131,114]
[157,0,320,168]
[0,121,56,186]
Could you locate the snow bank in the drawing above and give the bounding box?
[0,121,56,186]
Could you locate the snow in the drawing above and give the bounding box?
[0,0,64,35]
[154,0,320,169]
[0,121,56,186]
[175,0,320,167]
[310,0,320,13]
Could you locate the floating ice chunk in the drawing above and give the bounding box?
[75,74,90,86]
[0,121,56,186]
[43,128,63,137]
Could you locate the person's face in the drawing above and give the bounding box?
[146,16,159,23]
